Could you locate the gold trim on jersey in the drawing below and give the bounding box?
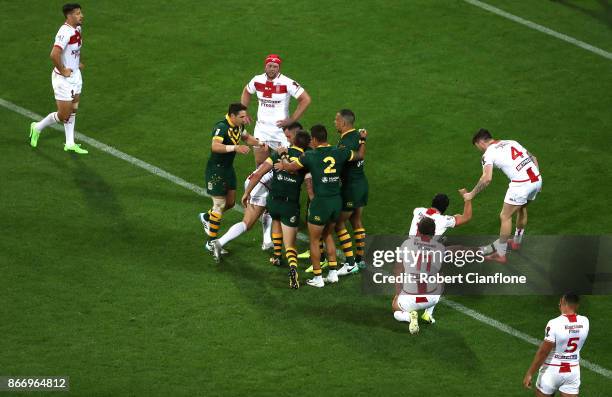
[225,114,236,127]
[340,128,356,139]
[290,145,304,153]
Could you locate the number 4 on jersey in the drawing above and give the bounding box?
[511,146,524,160]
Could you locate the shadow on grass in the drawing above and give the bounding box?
[551,0,612,29]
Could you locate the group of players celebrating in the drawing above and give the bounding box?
[30,5,589,395]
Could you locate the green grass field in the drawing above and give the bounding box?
[1,0,611,395]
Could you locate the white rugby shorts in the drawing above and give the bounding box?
[52,69,82,101]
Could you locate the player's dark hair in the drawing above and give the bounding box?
[562,294,580,305]
[310,124,328,143]
[294,130,311,151]
[339,109,355,125]
[472,128,493,145]
[284,122,303,131]
[228,103,247,116]
[432,193,450,214]
[417,217,436,237]
[63,3,81,17]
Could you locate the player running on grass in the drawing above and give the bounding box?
[239,129,312,288]
[275,125,367,288]
[241,54,311,166]
[463,129,542,263]
[407,190,473,324]
[523,294,589,396]
[199,104,263,252]
[29,3,88,154]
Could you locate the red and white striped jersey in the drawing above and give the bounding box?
[53,24,82,74]
[543,314,589,367]
[482,140,540,183]
[408,207,456,237]
[246,73,304,129]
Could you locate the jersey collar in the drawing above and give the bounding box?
[225,114,236,128]
[316,144,331,148]
[290,145,304,153]
[340,128,356,138]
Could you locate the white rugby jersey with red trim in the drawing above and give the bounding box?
[53,23,82,74]
[482,140,540,183]
[543,314,589,370]
[399,236,445,296]
[408,207,456,237]
[246,73,304,129]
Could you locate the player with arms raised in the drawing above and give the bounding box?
[523,294,589,396]
[29,3,88,154]
[241,54,311,165]
[463,129,542,263]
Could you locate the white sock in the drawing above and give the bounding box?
[328,269,337,277]
[218,221,247,247]
[493,239,508,257]
[394,311,411,322]
[514,228,525,244]
[261,212,272,244]
[425,305,435,317]
[313,275,323,282]
[64,113,76,146]
[35,112,59,131]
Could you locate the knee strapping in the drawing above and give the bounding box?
[212,197,226,214]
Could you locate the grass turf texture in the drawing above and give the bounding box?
[1,0,611,395]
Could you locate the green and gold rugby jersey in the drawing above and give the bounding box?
[266,146,306,202]
[208,115,246,167]
[296,145,354,197]
[337,129,365,184]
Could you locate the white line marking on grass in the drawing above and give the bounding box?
[3,97,610,378]
[442,298,612,379]
[463,0,612,61]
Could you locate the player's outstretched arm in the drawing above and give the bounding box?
[523,341,554,389]
[454,188,473,227]
[242,162,273,207]
[211,139,250,155]
[464,165,493,201]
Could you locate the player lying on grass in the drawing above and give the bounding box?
[199,103,264,253]
[275,125,367,288]
[523,294,589,397]
[240,129,312,288]
[29,3,89,154]
[463,128,542,264]
[407,189,473,324]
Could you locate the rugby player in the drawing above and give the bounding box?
[29,3,88,154]
[463,129,542,263]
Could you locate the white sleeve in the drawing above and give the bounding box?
[246,76,257,95]
[544,320,556,343]
[54,26,70,49]
[481,150,494,167]
[443,215,456,229]
[288,80,305,98]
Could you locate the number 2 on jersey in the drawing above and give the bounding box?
[511,146,524,160]
[323,156,336,174]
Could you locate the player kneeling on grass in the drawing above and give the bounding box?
[392,217,443,334]
[523,294,589,397]
[241,130,312,288]
[275,125,367,288]
[199,103,263,253]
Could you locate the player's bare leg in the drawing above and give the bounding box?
[534,389,553,397]
[335,211,357,275]
[281,224,299,289]
[509,204,529,250]
[322,223,339,283]
[253,144,269,167]
[29,99,73,149]
[349,207,366,268]
[306,223,326,287]
[485,203,522,263]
